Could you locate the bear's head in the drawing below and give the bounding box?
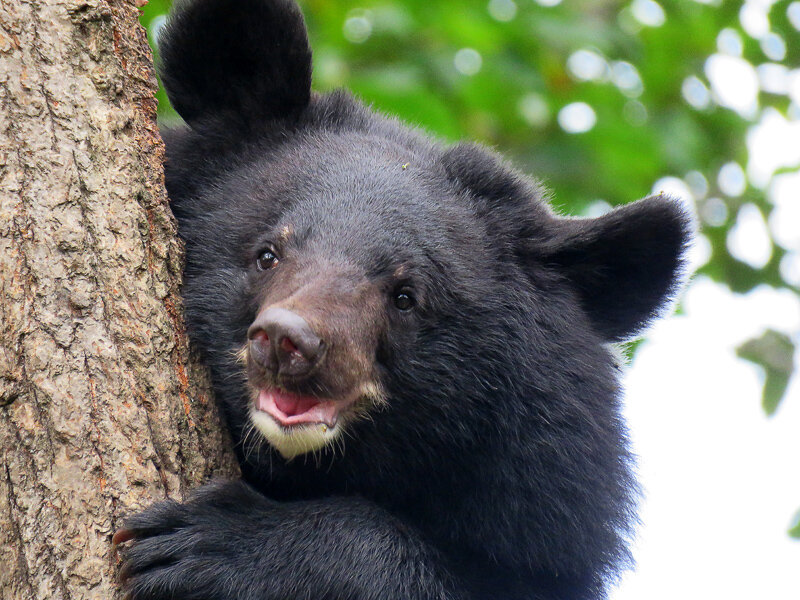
[158,0,692,583]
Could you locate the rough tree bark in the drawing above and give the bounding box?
[0,1,238,599]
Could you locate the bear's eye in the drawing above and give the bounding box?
[256,249,279,271]
[393,289,415,311]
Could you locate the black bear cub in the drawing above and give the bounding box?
[116,0,691,598]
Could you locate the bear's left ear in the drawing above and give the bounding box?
[442,142,693,342]
[535,196,694,342]
[158,0,312,128]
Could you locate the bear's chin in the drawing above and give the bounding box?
[250,407,342,459]
[248,382,386,458]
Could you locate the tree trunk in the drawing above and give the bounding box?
[0,1,239,599]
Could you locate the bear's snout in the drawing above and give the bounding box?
[248,307,325,378]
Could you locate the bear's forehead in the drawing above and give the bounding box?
[212,138,487,283]
[278,185,483,278]
[211,129,496,284]
[237,132,477,243]
[274,132,444,197]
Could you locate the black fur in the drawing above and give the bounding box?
[159,0,312,127]
[118,1,692,599]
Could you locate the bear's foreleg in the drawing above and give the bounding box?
[116,480,464,600]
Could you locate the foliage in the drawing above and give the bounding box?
[737,328,795,414]
[790,508,800,539]
[139,0,799,407]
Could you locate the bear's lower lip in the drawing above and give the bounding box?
[254,388,339,428]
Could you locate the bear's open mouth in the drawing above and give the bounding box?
[248,381,385,458]
[254,388,344,428]
[250,388,343,460]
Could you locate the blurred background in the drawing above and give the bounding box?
[140,0,799,597]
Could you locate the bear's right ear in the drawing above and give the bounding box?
[158,0,312,128]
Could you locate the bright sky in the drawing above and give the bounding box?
[614,279,800,599]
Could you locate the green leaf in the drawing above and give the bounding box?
[789,508,800,539]
[736,329,796,416]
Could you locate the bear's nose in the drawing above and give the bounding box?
[247,307,324,377]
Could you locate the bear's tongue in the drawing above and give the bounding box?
[255,388,338,427]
